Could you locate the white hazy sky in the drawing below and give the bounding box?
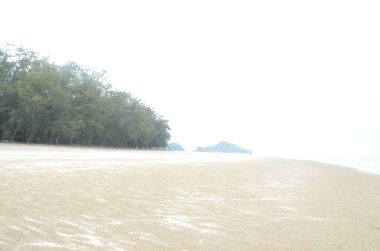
[1,0,380,157]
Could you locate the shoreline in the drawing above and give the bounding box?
[1,142,378,176]
[0,143,379,250]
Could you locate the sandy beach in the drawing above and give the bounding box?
[0,143,379,250]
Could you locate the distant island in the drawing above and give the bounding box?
[196,141,252,154]
[168,143,185,151]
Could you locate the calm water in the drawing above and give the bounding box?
[274,153,380,175]
[318,156,380,175]
[1,143,379,175]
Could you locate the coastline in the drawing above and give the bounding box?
[1,142,379,175]
[0,143,379,250]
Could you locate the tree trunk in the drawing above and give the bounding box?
[0,130,4,141]
[27,124,39,143]
[69,139,72,145]
[88,135,93,146]
[43,126,50,136]
[27,133,34,143]
[55,136,59,145]
[10,122,21,142]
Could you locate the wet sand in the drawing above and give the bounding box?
[0,144,379,250]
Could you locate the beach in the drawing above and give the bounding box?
[0,144,379,250]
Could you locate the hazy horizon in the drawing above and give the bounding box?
[1,0,379,159]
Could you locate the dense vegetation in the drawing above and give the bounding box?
[0,45,170,148]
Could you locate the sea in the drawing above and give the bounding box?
[314,156,380,175]
[267,154,380,175]
[0,143,379,175]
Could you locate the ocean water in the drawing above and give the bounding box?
[273,153,380,175]
[317,156,380,175]
[0,143,256,170]
[1,143,379,175]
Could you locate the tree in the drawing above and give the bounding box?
[0,44,171,148]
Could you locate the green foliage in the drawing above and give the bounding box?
[0,45,170,148]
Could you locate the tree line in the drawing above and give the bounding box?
[0,45,170,148]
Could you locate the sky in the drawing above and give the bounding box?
[1,0,380,158]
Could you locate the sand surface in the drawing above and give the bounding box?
[0,143,379,250]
